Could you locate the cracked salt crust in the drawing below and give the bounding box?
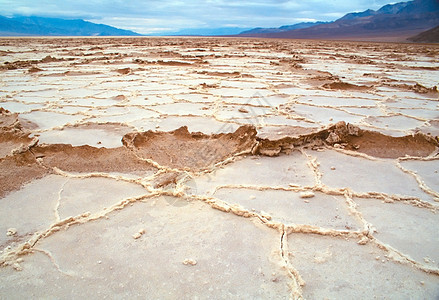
[214,189,360,231]
[287,233,439,299]
[0,37,438,299]
[2,198,291,298]
[310,149,438,204]
[355,197,439,266]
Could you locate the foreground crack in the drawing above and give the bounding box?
[0,194,154,268]
[281,226,305,300]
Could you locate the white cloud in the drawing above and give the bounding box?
[87,16,206,34]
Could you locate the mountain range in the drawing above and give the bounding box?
[239,22,329,36]
[238,0,439,42]
[0,16,140,36]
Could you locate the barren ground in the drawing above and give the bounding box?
[0,37,438,299]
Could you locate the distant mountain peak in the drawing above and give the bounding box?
[339,9,377,21]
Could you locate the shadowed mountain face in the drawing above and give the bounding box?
[408,25,439,42]
[0,16,140,36]
[240,0,439,42]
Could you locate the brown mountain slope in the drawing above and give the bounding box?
[408,25,439,42]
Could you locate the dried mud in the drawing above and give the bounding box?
[322,81,370,91]
[2,111,436,197]
[122,125,257,170]
[0,37,438,299]
[33,144,156,174]
[256,121,438,159]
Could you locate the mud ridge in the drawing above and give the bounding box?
[322,81,370,91]
[32,144,157,174]
[255,121,439,159]
[0,108,157,197]
[0,108,37,158]
[122,125,258,171]
[0,55,71,71]
[2,111,438,198]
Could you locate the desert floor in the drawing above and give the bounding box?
[0,37,438,299]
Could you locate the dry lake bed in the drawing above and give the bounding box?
[0,37,438,299]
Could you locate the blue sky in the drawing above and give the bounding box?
[0,0,398,34]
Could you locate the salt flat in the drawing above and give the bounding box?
[0,37,438,299]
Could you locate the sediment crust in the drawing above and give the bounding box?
[0,152,48,199]
[255,121,438,159]
[32,144,157,174]
[1,105,438,198]
[121,124,258,171]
